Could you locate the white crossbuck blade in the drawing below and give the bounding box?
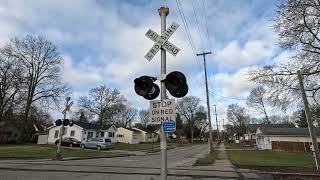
[144,22,181,61]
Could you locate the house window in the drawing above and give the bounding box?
[54,130,59,138]
[87,132,93,139]
[70,130,75,137]
[101,132,105,137]
[109,132,114,138]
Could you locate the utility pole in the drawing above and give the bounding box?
[159,6,169,180]
[222,119,225,141]
[214,105,220,142]
[56,97,71,159]
[196,51,214,153]
[297,70,320,169]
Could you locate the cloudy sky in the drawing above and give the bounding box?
[0,0,291,127]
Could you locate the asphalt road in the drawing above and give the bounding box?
[0,143,264,180]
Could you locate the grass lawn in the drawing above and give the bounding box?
[193,153,214,166]
[112,143,160,151]
[0,144,120,160]
[225,143,251,150]
[112,142,189,151]
[225,143,315,169]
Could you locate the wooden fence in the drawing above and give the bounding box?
[271,141,320,152]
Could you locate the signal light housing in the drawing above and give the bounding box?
[55,119,74,126]
[55,119,62,126]
[165,71,188,98]
[134,71,188,100]
[134,76,159,100]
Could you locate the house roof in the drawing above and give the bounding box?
[248,123,295,133]
[132,128,147,133]
[257,127,320,136]
[128,128,142,133]
[117,127,142,133]
[74,122,114,131]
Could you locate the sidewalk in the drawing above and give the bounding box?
[184,143,272,179]
[213,143,272,179]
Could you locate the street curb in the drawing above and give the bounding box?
[247,169,320,177]
[51,153,133,161]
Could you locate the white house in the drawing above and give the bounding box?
[145,128,161,143]
[116,127,146,144]
[244,124,295,143]
[256,127,320,152]
[132,128,147,143]
[47,122,117,144]
[232,133,243,143]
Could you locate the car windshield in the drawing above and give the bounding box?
[105,139,111,142]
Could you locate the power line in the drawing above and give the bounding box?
[202,0,212,51]
[175,0,197,55]
[192,0,205,53]
[175,0,206,97]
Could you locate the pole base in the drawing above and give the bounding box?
[54,153,63,160]
[210,147,216,158]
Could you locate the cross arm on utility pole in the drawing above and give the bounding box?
[196,51,211,56]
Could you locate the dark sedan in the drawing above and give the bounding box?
[55,138,81,147]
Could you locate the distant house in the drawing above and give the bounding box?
[116,127,147,144]
[232,133,244,143]
[47,122,117,144]
[146,128,160,143]
[244,124,295,144]
[256,127,320,152]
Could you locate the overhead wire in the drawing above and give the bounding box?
[175,0,197,55]
[202,0,212,51]
[191,0,205,53]
[175,0,206,97]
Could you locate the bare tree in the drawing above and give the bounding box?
[194,105,208,140]
[139,110,149,129]
[78,85,126,125]
[8,35,67,139]
[0,46,22,122]
[112,104,137,128]
[246,86,270,123]
[176,96,201,143]
[227,104,250,142]
[249,0,320,111]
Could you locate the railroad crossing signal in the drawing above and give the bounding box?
[144,22,181,61]
[134,71,188,100]
[134,76,159,100]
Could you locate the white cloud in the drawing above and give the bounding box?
[62,55,104,86]
[213,67,254,98]
[215,38,276,69]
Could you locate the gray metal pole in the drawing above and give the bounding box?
[56,97,70,159]
[214,105,220,142]
[159,6,169,180]
[297,70,320,169]
[196,52,214,153]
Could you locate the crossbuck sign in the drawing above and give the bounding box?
[144,22,181,61]
[149,99,176,124]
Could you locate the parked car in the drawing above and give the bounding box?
[55,137,81,147]
[80,138,113,150]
